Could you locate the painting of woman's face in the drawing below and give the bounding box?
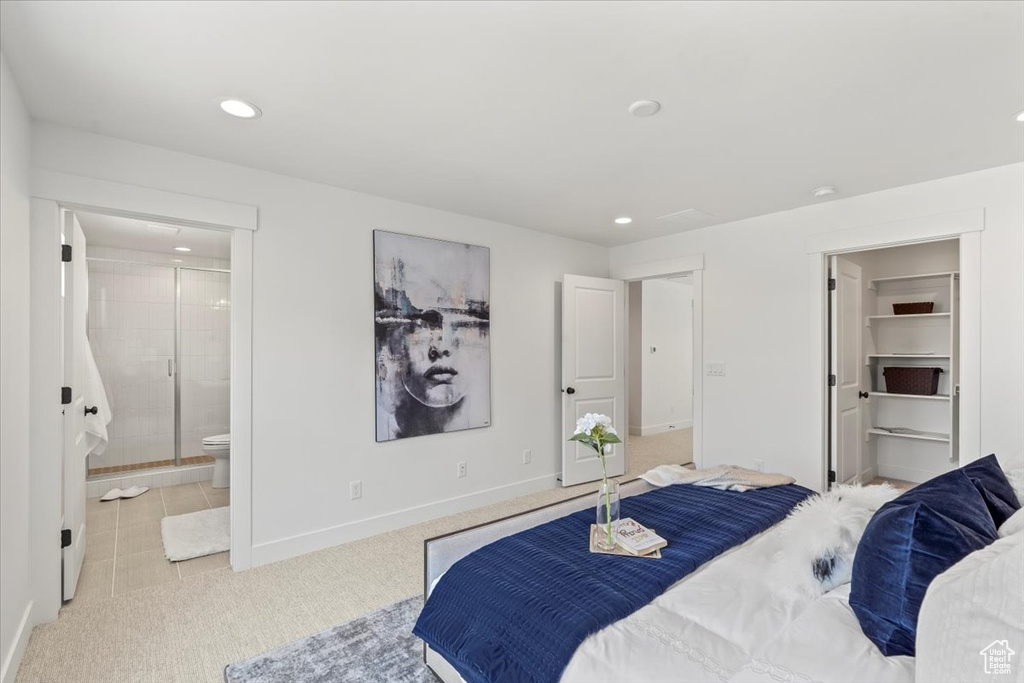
[374,231,490,441]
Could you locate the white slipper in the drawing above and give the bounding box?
[100,488,123,502]
[120,486,149,499]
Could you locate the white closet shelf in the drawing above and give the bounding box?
[867,428,950,443]
[868,271,959,289]
[866,354,951,364]
[866,312,951,323]
[868,392,950,401]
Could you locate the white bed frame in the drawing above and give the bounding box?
[421,477,657,682]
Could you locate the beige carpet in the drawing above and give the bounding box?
[16,430,692,683]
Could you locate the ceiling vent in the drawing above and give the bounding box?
[655,208,715,226]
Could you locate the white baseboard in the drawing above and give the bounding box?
[1,600,33,683]
[638,419,693,436]
[250,472,561,567]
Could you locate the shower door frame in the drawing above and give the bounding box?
[84,256,231,470]
[30,170,257,630]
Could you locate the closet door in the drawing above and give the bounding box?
[831,256,864,485]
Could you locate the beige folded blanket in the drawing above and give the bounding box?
[640,464,795,491]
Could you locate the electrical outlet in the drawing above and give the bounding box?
[754,460,765,473]
[705,361,726,376]
[523,449,532,464]
[457,461,467,478]
[349,480,362,500]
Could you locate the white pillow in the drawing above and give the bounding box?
[999,451,1024,507]
[999,507,1024,538]
[770,483,900,595]
[916,532,1024,683]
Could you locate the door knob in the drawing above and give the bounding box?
[858,391,869,399]
[84,406,98,416]
[564,387,576,395]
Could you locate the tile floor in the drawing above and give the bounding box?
[78,481,230,604]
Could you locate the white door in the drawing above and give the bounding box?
[830,255,864,486]
[62,212,88,600]
[562,275,626,486]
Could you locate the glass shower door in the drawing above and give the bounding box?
[178,268,231,463]
[87,261,176,473]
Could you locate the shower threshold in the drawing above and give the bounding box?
[88,455,214,478]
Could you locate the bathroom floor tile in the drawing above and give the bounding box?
[206,490,229,508]
[118,496,165,528]
[73,559,114,603]
[198,480,225,495]
[86,506,118,534]
[83,530,116,565]
[161,483,204,502]
[113,550,178,595]
[116,522,164,557]
[178,551,230,579]
[163,495,209,516]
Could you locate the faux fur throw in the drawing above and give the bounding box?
[770,483,900,595]
[641,464,796,491]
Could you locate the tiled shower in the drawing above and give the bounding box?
[86,245,230,481]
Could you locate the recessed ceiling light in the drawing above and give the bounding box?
[628,100,661,117]
[171,259,183,263]
[217,98,262,119]
[147,223,180,235]
[614,217,633,225]
[174,246,192,252]
[812,186,838,198]
[1016,109,1024,123]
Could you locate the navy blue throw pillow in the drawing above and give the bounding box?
[962,454,1021,527]
[850,468,998,656]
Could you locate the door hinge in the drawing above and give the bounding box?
[60,529,71,548]
[61,244,72,262]
[828,374,836,387]
[827,278,836,291]
[828,470,837,484]
[61,386,72,405]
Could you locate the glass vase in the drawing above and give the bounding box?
[595,479,620,551]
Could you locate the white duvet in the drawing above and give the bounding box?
[561,526,915,683]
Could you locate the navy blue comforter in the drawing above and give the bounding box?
[413,482,813,683]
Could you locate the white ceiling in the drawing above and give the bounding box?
[2,1,1022,247]
[77,212,231,260]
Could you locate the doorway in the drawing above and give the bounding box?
[827,238,960,490]
[63,209,233,602]
[626,276,694,472]
[560,260,704,487]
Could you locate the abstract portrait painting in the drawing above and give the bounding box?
[374,231,490,441]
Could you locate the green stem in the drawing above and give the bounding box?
[597,440,612,546]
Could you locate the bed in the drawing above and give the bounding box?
[416,466,1023,683]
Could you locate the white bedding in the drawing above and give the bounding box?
[561,523,915,683]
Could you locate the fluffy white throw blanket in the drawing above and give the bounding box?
[640,464,796,491]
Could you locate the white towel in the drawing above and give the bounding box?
[74,220,112,456]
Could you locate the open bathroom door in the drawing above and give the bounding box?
[561,275,626,486]
[61,211,88,600]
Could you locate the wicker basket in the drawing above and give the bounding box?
[883,367,943,395]
[892,301,934,315]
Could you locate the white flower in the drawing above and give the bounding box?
[574,413,597,436]
[603,443,613,455]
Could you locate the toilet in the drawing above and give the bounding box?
[202,433,231,488]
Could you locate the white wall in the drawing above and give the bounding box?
[0,52,33,683]
[637,279,693,433]
[31,123,609,563]
[610,163,1024,488]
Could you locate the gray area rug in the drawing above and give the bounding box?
[225,596,433,683]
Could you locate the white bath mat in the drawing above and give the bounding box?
[161,506,230,562]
